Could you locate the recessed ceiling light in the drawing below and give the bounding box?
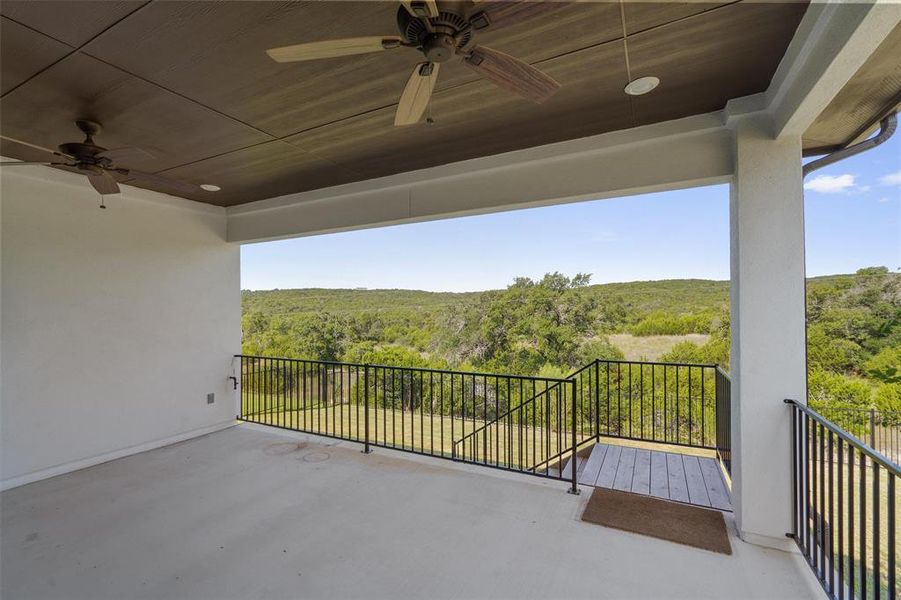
[624,76,660,96]
[200,184,221,192]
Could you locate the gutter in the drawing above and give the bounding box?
[803,112,897,177]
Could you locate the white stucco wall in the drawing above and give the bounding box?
[0,166,241,490]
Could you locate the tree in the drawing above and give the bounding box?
[437,272,600,374]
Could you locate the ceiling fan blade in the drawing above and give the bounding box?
[122,169,201,196]
[400,0,439,18]
[469,0,568,30]
[267,36,403,63]
[87,170,120,195]
[0,161,55,166]
[0,134,74,159]
[464,46,560,103]
[96,146,155,164]
[395,62,440,126]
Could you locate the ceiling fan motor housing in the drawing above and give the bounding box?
[58,142,107,161]
[58,120,110,166]
[397,7,472,62]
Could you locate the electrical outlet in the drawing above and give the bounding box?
[207,393,215,404]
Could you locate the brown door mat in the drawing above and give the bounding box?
[580,487,732,555]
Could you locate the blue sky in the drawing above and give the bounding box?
[242,134,900,292]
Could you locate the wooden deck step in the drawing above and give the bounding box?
[575,442,732,511]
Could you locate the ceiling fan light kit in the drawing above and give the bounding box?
[266,0,562,127]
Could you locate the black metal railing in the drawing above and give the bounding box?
[812,406,901,466]
[787,399,898,600]
[575,359,721,450]
[237,355,731,491]
[238,355,576,485]
[453,358,728,474]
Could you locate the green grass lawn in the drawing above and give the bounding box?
[608,333,711,362]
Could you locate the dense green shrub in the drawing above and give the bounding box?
[874,383,901,423]
[807,324,864,374]
[576,337,625,364]
[807,369,872,410]
[865,346,901,384]
[628,311,713,336]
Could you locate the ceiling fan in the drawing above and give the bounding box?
[0,120,203,204]
[266,0,562,126]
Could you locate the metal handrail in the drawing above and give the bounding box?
[785,398,900,474]
[235,354,569,385]
[589,358,719,369]
[451,359,598,452]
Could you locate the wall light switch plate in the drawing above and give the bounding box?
[207,393,215,404]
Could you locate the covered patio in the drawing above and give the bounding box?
[2,1,899,598]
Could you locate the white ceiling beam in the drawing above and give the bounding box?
[227,112,733,243]
[766,0,900,139]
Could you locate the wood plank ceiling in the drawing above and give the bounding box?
[0,0,811,206]
[802,24,901,154]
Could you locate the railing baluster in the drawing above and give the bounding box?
[849,446,855,600]
[790,405,798,542]
[687,366,692,446]
[873,459,880,600]
[828,429,834,595]
[663,365,668,443]
[838,437,844,600]
[888,473,896,600]
[363,364,370,454]
[807,412,814,560]
[651,363,655,442]
[568,379,579,495]
[820,422,826,580]
[860,442,867,600]
[606,362,611,438]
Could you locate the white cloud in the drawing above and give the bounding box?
[804,174,857,194]
[877,197,891,203]
[879,170,901,186]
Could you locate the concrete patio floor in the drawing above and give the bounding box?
[1,424,821,600]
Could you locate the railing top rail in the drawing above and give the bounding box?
[785,398,900,475]
[595,357,721,369]
[237,354,722,372]
[237,354,365,367]
[813,405,901,415]
[235,354,570,385]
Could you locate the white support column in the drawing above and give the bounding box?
[729,114,808,550]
